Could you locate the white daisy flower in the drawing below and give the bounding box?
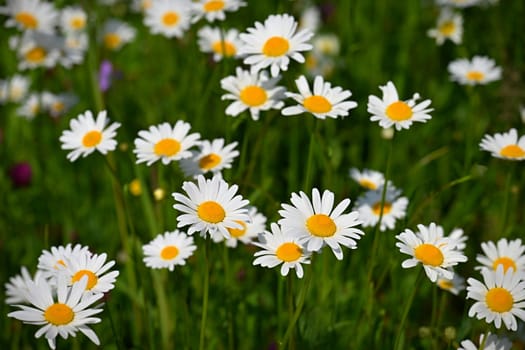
[427,8,463,45]
[354,184,409,232]
[41,91,77,118]
[458,332,512,350]
[62,252,119,294]
[179,138,239,178]
[282,75,358,119]
[133,121,201,166]
[298,5,321,32]
[476,238,525,274]
[191,0,246,23]
[210,206,267,248]
[172,175,250,239]
[395,222,468,282]
[101,19,136,51]
[367,81,433,131]
[5,266,43,304]
[60,32,88,68]
[4,74,30,103]
[3,0,58,34]
[220,67,285,120]
[349,168,385,190]
[60,6,87,33]
[467,265,525,331]
[142,230,197,271]
[144,0,192,38]
[436,271,465,295]
[480,128,525,161]
[278,188,364,260]
[312,34,340,57]
[131,0,153,13]
[12,31,62,70]
[253,223,311,278]
[448,56,502,86]
[432,224,468,251]
[59,110,120,162]
[16,92,41,120]
[197,26,241,61]
[7,276,104,349]
[238,13,314,77]
[436,0,482,7]
[37,243,92,280]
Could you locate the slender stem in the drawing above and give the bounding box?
[394,269,423,350]
[286,275,295,350]
[105,301,123,350]
[500,167,513,235]
[223,245,235,350]
[152,270,172,350]
[199,238,211,350]
[303,119,319,191]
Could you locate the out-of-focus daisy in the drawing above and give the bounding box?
[238,13,314,77]
[197,26,241,61]
[62,252,119,294]
[2,74,30,103]
[480,128,525,161]
[59,110,121,162]
[349,168,385,190]
[220,67,285,120]
[144,0,191,38]
[142,230,197,271]
[60,6,87,33]
[16,93,41,119]
[133,121,201,166]
[282,75,357,119]
[2,0,58,33]
[179,138,239,178]
[467,265,525,331]
[298,5,321,32]
[448,56,502,85]
[312,34,340,57]
[42,92,77,118]
[367,81,433,131]
[476,238,525,274]
[396,222,468,282]
[37,244,91,280]
[101,19,136,51]
[211,206,267,247]
[191,0,246,23]
[435,0,482,7]
[427,8,463,45]
[253,223,311,278]
[436,271,465,295]
[5,267,42,304]
[61,32,88,68]
[278,188,364,260]
[12,31,62,70]
[7,276,104,349]
[131,0,153,13]
[172,175,250,239]
[354,184,408,232]
[458,332,512,350]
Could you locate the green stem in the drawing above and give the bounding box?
[223,245,235,350]
[394,269,423,350]
[303,119,319,191]
[199,238,211,350]
[152,270,172,350]
[500,167,513,235]
[105,301,123,350]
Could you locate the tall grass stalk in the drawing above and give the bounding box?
[199,238,211,350]
[394,269,423,350]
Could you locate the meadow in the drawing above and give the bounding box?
[1,0,525,349]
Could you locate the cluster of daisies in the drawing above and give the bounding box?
[5,243,119,349]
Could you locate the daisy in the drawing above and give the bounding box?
[59,110,121,162]
[59,6,87,33]
[12,31,62,70]
[353,184,409,232]
[349,168,385,190]
[61,252,119,294]
[2,0,58,34]
[144,0,192,38]
[210,206,267,247]
[4,74,30,103]
[298,5,321,32]
[467,265,525,330]
[37,243,91,280]
[427,8,463,45]
[133,121,201,166]
[16,93,41,119]
[131,0,153,13]
[395,222,468,282]
[179,138,239,178]
[476,238,525,274]
[238,13,314,77]
[197,26,241,61]
[5,266,42,304]
[458,332,512,350]
[61,32,88,68]
[278,188,364,260]
[101,19,136,51]
[220,67,285,120]
[448,56,502,85]
[253,223,311,278]
[7,276,104,349]
[142,230,197,271]
[41,91,77,118]
[367,81,433,131]
[435,271,465,295]
[311,34,340,57]
[172,175,250,239]
[282,75,358,119]
[480,128,525,161]
[191,0,246,23]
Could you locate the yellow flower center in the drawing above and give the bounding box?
[162,11,179,26]
[303,95,332,114]
[414,244,444,266]
[44,303,74,325]
[240,85,267,107]
[197,201,226,223]
[52,101,65,114]
[438,21,455,36]
[485,287,513,313]
[437,279,454,290]
[129,179,142,196]
[70,17,86,30]
[359,179,378,190]
[262,36,290,57]
[104,33,122,49]
[492,257,517,273]
[25,47,46,63]
[199,153,222,170]
[211,40,236,57]
[466,70,485,82]
[82,130,102,148]
[386,101,413,121]
[72,270,98,290]
[372,202,392,216]
[160,245,179,260]
[154,138,181,157]
[15,12,38,29]
[306,214,336,237]
[276,242,302,262]
[204,0,225,12]
[227,220,247,238]
[499,144,525,158]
